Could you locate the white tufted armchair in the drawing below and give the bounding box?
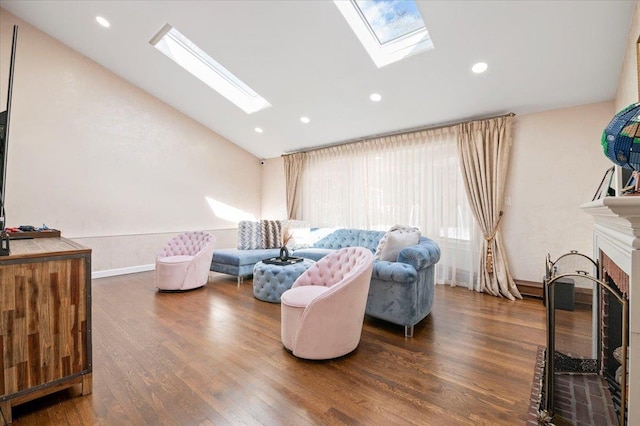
[280,246,374,360]
[155,231,216,291]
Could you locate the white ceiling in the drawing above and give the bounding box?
[0,0,635,159]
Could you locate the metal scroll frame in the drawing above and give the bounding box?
[544,265,628,426]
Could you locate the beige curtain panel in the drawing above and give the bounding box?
[457,116,521,300]
[283,152,304,220]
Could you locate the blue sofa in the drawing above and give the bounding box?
[210,228,441,337]
[210,248,280,286]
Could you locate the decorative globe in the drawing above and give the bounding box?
[601,103,640,170]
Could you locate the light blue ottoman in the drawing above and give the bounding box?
[253,259,315,303]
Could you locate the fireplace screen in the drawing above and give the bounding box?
[542,251,628,426]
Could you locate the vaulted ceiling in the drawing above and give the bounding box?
[0,1,635,159]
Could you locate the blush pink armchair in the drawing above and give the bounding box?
[280,246,374,360]
[155,231,216,291]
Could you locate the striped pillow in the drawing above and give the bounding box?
[260,220,282,249]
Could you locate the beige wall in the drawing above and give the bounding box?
[261,156,286,220]
[503,102,614,282]
[0,10,260,274]
[615,1,640,110]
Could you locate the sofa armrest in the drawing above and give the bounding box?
[373,260,418,282]
[397,238,441,271]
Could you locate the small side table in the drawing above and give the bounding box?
[253,258,315,303]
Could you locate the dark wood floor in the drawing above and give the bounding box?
[7,272,549,425]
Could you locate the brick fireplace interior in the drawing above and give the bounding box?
[601,252,629,424]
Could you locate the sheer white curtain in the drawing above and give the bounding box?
[298,128,480,289]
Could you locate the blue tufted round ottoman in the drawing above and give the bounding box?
[253,259,315,303]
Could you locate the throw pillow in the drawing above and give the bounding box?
[374,225,421,262]
[260,220,282,249]
[237,221,262,250]
[281,220,312,250]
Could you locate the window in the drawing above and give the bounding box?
[298,130,479,288]
[150,24,271,114]
[334,0,434,67]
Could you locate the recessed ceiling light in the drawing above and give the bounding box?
[370,93,382,102]
[254,127,263,133]
[300,116,310,124]
[472,62,488,74]
[96,16,110,28]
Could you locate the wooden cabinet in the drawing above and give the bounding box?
[0,237,92,423]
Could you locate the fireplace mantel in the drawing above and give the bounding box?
[582,197,640,244]
[582,196,639,424]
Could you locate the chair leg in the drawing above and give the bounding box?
[237,275,244,288]
[405,325,414,338]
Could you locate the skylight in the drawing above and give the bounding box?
[334,0,433,68]
[150,24,271,114]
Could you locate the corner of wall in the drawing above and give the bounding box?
[260,157,287,220]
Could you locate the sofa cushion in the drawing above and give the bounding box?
[212,248,280,266]
[281,285,329,308]
[312,229,383,252]
[292,247,335,262]
[357,230,386,252]
[375,225,420,261]
[157,255,194,265]
[260,219,282,249]
[238,221,262,250]
[281,220,312,250]
[313,229,360,249]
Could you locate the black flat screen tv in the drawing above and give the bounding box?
[0,25,18,232]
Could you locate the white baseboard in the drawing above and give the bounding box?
[92,264,155,279]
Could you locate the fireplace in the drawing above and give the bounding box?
[580,197,640,425]
[542,250,628,425]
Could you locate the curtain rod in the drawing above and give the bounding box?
[283,111,516,156]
